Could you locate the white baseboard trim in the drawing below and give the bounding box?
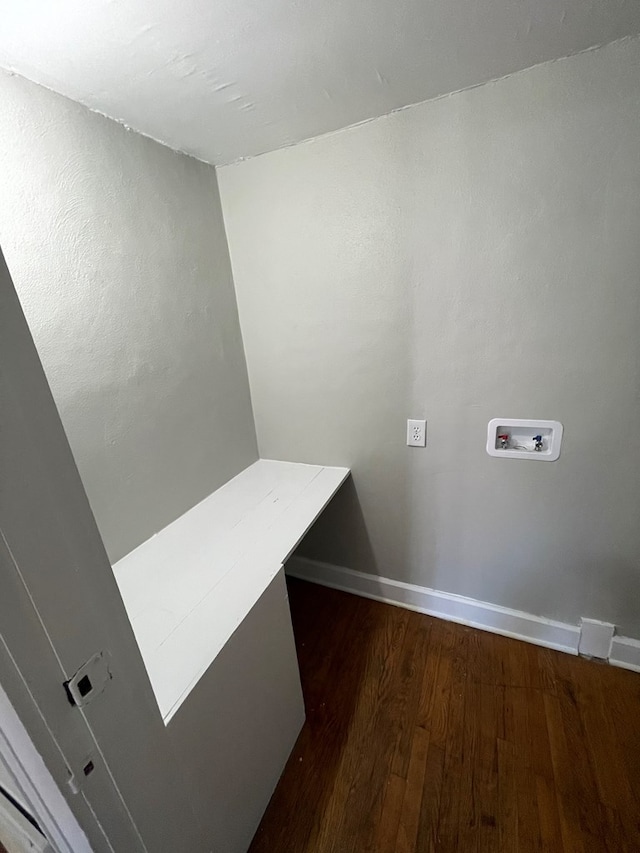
[609,636,640,673]
[286,556,640,671]
[286,556,580,655]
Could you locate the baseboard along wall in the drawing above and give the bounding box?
[285,556,640,673]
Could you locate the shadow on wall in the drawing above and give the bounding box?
[293,465,435,605]
[567,556,640,637]
[295,466,640,637]
[295,477,381,576]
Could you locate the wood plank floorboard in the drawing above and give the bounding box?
[249,579,640,853]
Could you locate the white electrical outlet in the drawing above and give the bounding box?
[407,419,426,447]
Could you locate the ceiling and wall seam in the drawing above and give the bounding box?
[0,67,214,169]
[0,34,630,170]
[0,0,640,167]
[220,34,640,168]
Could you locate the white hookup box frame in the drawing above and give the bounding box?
[486,418,563,461]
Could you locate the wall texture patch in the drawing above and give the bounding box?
[0,70,258,563]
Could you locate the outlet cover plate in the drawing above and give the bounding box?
[407,419,426,447]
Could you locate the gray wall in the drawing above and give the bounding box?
[219,35,640,638]
[0,70,258,563]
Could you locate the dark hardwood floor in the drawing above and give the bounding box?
[249,578,640,852]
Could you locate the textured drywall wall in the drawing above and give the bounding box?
[2,2,640,165]
[219,35,640,638]
[0,70,258,563]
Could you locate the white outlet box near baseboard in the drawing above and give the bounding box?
[578,618,615,659]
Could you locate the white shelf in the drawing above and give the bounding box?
[113,459,349,722]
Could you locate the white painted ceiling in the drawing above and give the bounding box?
[1,0,640,165]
